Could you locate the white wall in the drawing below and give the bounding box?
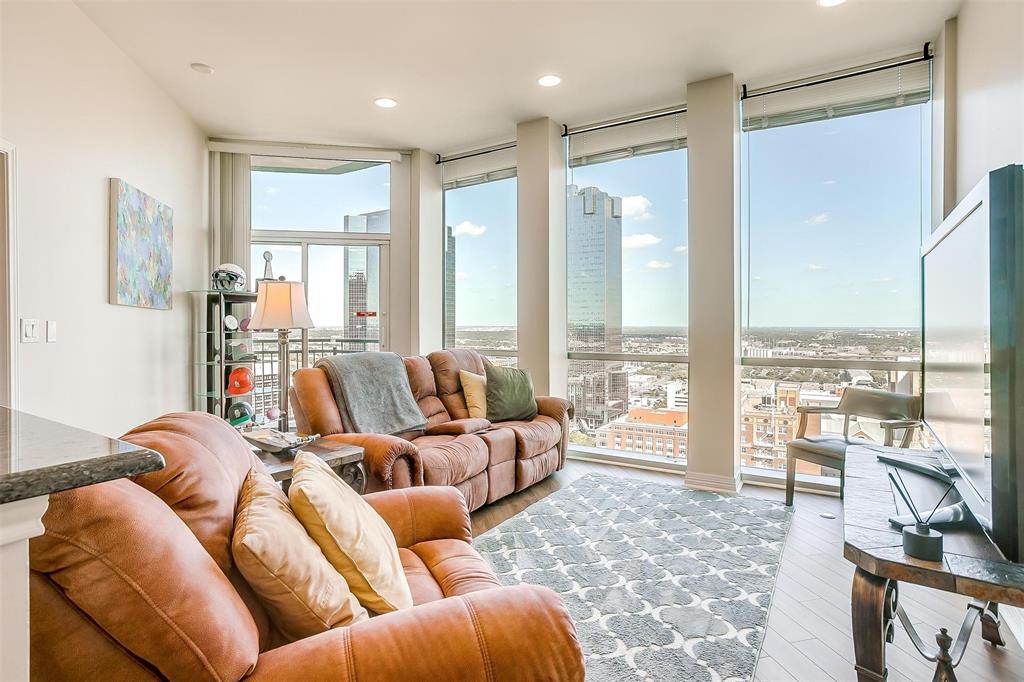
[409,149,443,355]
[954,0,1024,201]
[1,1,208,436]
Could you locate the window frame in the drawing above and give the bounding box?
[563,140,690,466]
[440,172,519,359]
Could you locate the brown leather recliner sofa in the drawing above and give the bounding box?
[290,349,572,510]
[29,412,584,681]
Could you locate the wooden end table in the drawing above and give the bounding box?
[254,439,366,495]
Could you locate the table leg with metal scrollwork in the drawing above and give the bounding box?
[852,568,897,682]
[338,461,367,495]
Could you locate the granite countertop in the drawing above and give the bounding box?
[0,407,165,504]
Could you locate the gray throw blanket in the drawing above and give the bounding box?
[314,352,427,435]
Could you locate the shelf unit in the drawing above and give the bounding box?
[190,289,259,425]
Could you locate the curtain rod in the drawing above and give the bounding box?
[742,43,932,100]
[563,105,688,138]
[436,141,517,165]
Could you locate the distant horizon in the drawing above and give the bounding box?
[453,324,920,331]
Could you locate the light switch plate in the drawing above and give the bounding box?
[46,320,57,343]
[20,318,39,343]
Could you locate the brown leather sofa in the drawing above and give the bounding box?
[29,412,584,681]
[290,349,572,510]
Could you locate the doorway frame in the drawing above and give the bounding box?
[0,138,17,408]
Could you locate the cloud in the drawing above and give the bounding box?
[622,195,653,220]
[266,187,277,194]
[674,245,688,253]
[872,276,896,284]
[823,180,837,185]
[804,212,830,225]
[752,275,762,281]
[455,271,468,280]
[622,233,662,249]
[807,264,828,272]
[452,220,487,237]
[646,260,673,270]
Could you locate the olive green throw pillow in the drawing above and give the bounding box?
[484,361,538,422]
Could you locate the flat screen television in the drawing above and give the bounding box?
[922,164,1024,562]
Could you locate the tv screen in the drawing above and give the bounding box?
[922,164,1023,561]
[922,199,991,514]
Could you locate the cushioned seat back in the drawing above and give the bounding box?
[405,356,450,428]
[31,478,261,682]
[837,387,922,422]
[427,349,485,420]
[122,412,276,648]
[291,367,347,436]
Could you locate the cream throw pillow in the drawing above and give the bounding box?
[232,467,368,641]
[288,451,413,613]
[460,370,487,419]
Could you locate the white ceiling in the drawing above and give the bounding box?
[77,0,961,154]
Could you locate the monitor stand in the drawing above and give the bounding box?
[878,451,975,530]
[888,499,971,529]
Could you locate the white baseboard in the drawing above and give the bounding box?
[1003,604,1024,649]
[684,470,742,493]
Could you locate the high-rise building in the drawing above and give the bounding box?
[341,210,386,350]
[566,185,628,431]
[444,224,456,348]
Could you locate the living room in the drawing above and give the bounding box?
[1,1,1023,680]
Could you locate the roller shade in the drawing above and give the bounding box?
[441,145,517,190]
[742,59,931,132]
[568,109,687,168]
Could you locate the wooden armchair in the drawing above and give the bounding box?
[785,387,922,505]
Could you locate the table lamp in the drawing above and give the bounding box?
[249,279,314,431]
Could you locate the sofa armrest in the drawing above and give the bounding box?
[536,396,572,469]
[316,433,423,492]
[424,418,491,436]
[363,486,472,547]
[248,585,584,682]
[536,395,573,422]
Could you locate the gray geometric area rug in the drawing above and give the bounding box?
[473,474,793,681]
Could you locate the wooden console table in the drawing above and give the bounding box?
[844,446,1024,681]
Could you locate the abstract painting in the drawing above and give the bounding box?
[109,178,173,310]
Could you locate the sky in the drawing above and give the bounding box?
[246,102,929,332]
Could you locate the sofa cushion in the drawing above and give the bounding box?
[427,349,485,419]
[31,478,260,682]
[399,540,501,606]
[413,434,489,486]
[233,467,368,641]
[497,415,562,459]
[288,452,414,614]
[485,363,539,422]
[460,370,488,419]
[404,355,450,428]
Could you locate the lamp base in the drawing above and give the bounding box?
[277,329,290,432]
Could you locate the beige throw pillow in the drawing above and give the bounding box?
[232,467,368,642]
[288,452,413,613]
[460,369,487,419]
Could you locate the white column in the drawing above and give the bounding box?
[516,118,567,396]
[0,495,49,681]
[685,74,742,493]
[408,149,443,355]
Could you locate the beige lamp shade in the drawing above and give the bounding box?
[250,280,315,330]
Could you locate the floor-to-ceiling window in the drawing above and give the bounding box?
[564,110,689,464]
[740,57,930,481]
[440,145,518,367]
[249,156,391,417]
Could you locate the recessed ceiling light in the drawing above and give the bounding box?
[537,74,562,87]
[816,0,846,6]
[190,62,214,75]
[374,97,398,109]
